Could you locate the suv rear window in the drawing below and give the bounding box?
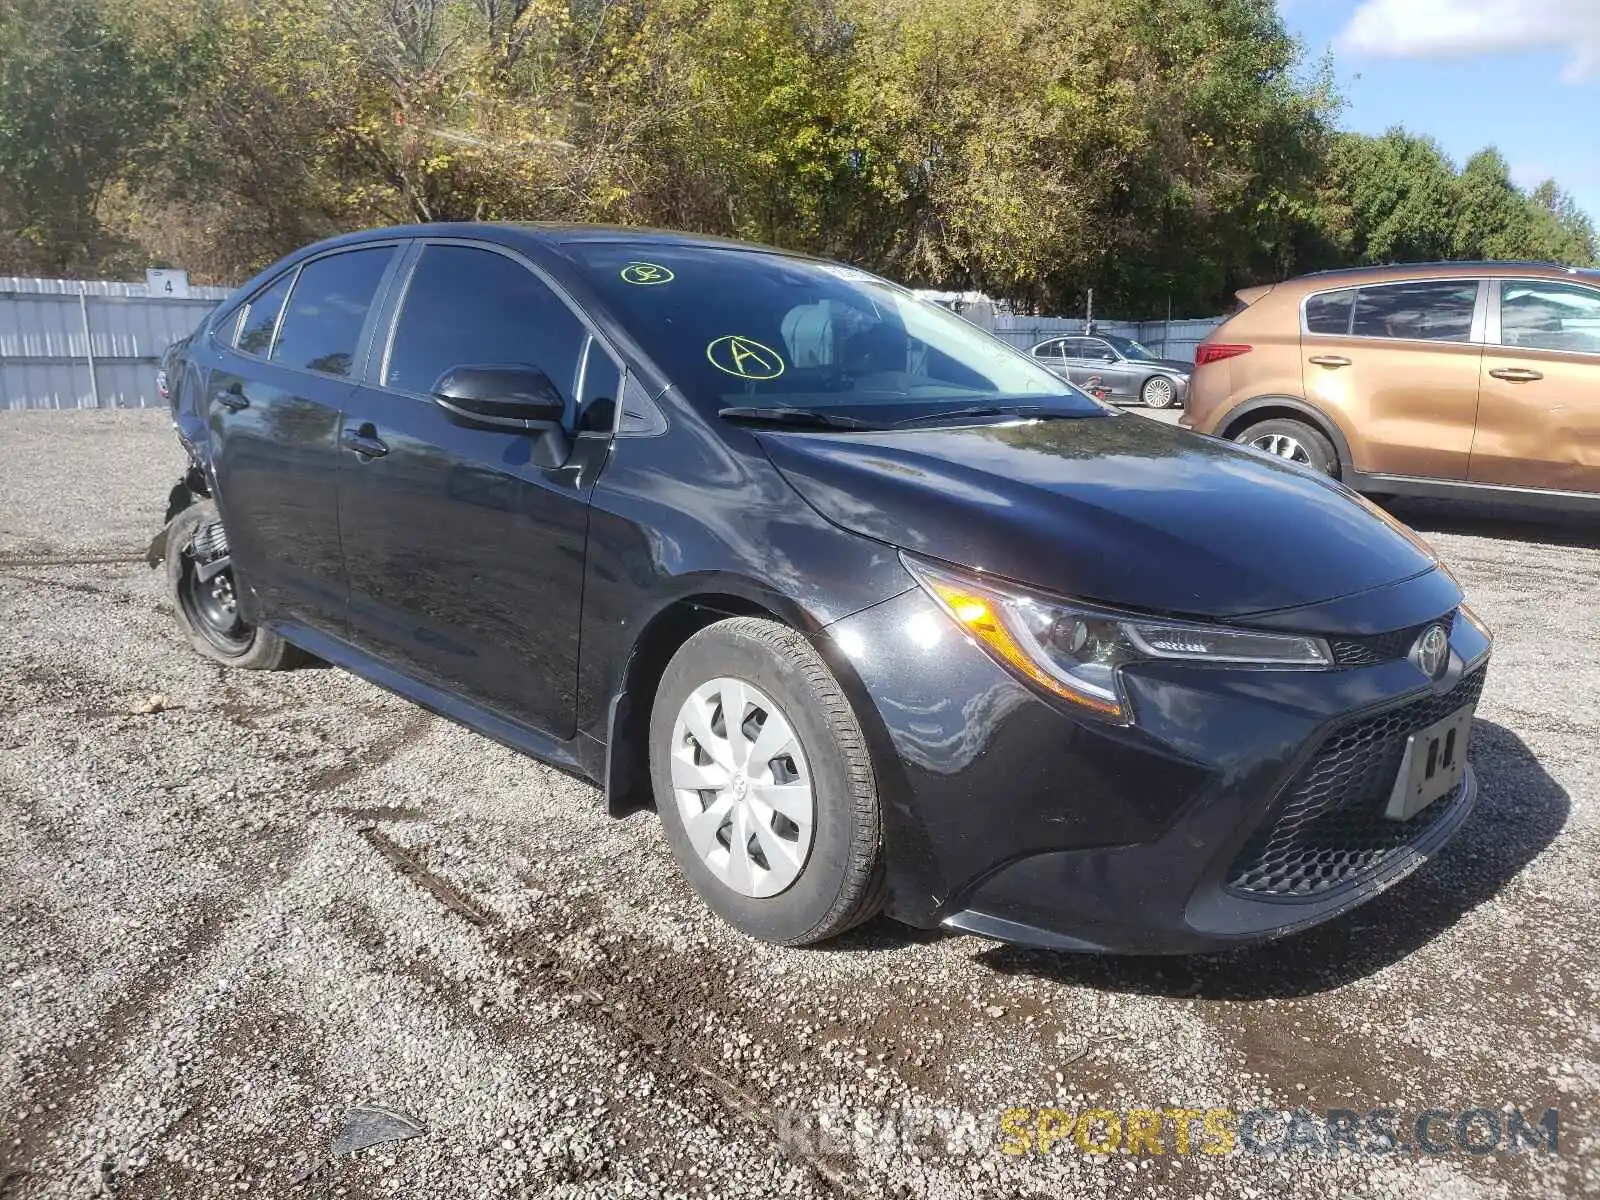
[1304,289,1355,335]
[1351,281,1477,343]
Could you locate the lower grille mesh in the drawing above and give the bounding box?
[1226,668,1485,898]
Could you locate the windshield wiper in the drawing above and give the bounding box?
[892,404,1090,428]
[718,406,884,431]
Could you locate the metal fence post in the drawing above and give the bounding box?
[78,285,101,408]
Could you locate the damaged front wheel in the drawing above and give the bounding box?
[165,501,297,669]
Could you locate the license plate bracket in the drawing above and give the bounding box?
[1385,703,1473,822]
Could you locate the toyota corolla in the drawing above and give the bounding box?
[149,224,1491,952]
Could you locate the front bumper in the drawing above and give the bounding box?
[822,572,1489,954]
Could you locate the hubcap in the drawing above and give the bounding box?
[1144,377,1174,407]
[670,677,814,899]
[1246,432,1311,464]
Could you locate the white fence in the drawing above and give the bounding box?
[0,276,230,411]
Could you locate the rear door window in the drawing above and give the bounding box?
[1304,289,1356,336]
[1351,281,1477,343]
[1497,280,1600,355]
[383,244,585,406]
[271,247,394,377]
[231,273,293,357]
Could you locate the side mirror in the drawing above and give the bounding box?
[432,365,566,432]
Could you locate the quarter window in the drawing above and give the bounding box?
[1351,281,1477,343]
[232,273,293,357]
[1497,280,1600,355]
[271,247,394,377]
[577,339,622,434]
[385,245,585,405]
[1304,289,1356,336]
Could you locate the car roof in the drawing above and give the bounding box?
[308,221,823,261]
[1281,261,1600,293]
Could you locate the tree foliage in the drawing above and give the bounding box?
[1,0,1594,313]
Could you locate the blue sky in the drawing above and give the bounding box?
[1279,1,1600,224]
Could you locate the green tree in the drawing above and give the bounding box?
[1527,180,1598,263]
[1321,129,1460,264]
[0,0,1593,299]
[0,0,183,272]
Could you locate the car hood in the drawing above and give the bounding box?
[755,415,1437,619]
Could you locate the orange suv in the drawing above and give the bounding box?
[1182,262,1600,511]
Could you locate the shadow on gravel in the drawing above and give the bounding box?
[971,719,1568,1000]
[1378,498,1600,549]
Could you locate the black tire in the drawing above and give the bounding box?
[1140,375,1178,409]
[649,617,883,945]
[1234,417,1339,477]
[166,502,296,670]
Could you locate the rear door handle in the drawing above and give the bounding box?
[1308,355,1351,368]
[1489,367,1543,383]
[218,386,249,412]
[342,423,389,459]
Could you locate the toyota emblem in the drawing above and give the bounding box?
[1414,624,1450,678]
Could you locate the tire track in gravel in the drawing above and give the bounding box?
[308,711,436,795]
[0,832,311,1190]
[350,819,865,1196]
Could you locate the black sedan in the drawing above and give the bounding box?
[149,224,1490,953]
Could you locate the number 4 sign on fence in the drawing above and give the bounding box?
[145,269,190,299]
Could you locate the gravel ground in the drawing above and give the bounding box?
[0,408,1595,1199]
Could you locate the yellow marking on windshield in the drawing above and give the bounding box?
[620,262,674,285]
[707,335,785,380]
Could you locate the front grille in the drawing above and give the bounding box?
[1329,611,1456,668]
[1226,667,1485,898]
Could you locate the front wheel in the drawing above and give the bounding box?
[649,618,883,945]
[1234,418,1338,477]
[166,502,297,669]
[1140,375,1178,409]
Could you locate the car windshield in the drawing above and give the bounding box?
[569,242,1099,423]
[1101,334,1159,360]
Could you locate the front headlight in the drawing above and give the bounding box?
[902,555,1332,723]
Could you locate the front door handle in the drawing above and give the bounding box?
[342,422,389,459]
[218,386,249,412]
[1489,367,1543,383]
[1308,355,1351,368]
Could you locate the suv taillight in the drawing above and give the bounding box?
[1195,343,1251,367]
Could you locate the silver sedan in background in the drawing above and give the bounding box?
[1030,332,1192,409]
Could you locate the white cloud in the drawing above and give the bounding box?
[1336,0,1600,82]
